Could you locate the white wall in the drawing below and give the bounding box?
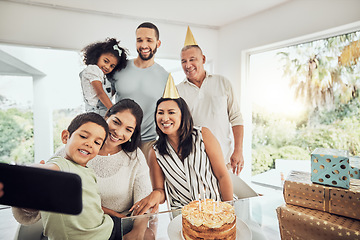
[218,0,360,180]
[0,1,218,61]
[0,1,218,162]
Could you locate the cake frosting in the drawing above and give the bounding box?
[181,199,236,240]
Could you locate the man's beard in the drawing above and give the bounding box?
[137,46,157,61]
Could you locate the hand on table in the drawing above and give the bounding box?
[130,190,163,216]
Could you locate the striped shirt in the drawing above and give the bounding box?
[154,127,221,208]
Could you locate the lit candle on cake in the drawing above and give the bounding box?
[198,193,202,211]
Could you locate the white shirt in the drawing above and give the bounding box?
[80,65,112,107]
[154,127,221,208]
[55,147,151,214]
[177,72,243,163]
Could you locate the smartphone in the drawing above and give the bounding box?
[0,162,82,215]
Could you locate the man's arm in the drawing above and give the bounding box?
[223,76,244,175]
[230,125,244,175]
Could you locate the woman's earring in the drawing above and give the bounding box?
[129,138,131,142]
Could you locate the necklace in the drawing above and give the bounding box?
[176,150,182,159]
[99,146,122,156]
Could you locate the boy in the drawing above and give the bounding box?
[13,112,122,239]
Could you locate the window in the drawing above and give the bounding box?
[0,76,34,164]
[247,29,360,239]
[250,30,360,178]
[0,43,189,162]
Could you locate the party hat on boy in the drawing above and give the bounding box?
[184,26,198,46]
[162,73,180,99]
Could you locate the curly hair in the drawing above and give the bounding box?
[81,38,128,78]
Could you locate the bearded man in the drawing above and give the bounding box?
[113,22,168,164]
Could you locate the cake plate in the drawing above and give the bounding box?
[167,214,252,240]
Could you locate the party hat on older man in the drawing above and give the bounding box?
[184,26,198,46]
[163,73,180,99]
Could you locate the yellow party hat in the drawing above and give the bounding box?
[162,73,180,99]
[184,26,198,46]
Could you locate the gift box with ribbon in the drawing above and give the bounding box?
[311,148,350,189]
[277,204,360,240]
[283,170,360,220]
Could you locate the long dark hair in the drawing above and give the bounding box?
[81,37,128,79]
[105,99,143,153]
[154,98,194,159]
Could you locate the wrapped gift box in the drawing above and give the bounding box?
[350,156,360,179]
[350,166,360,179]
[283,170,360,220]
[277,204,360,240]
[311,148,350,189]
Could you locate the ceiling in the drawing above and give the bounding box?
[1,0,293,76]
[7,0,290,28]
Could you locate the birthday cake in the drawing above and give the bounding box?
[181,199,236,240]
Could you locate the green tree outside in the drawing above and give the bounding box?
[252,31,360,175]
[0,109,33,164]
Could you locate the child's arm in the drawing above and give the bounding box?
[201,127,233,201]
[11,162,60,225]
[102,206,127,218]
[33,162,60,171]
[91,81,113,109]
[12,207,41,225]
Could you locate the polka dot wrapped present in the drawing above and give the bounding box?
[311,148,350,189]
[277,204,360,240]
[350,156,360,179]
[284,170,360,220]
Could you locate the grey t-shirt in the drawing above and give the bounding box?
[112,59,168,141]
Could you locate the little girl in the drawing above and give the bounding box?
[80,37,127,117]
